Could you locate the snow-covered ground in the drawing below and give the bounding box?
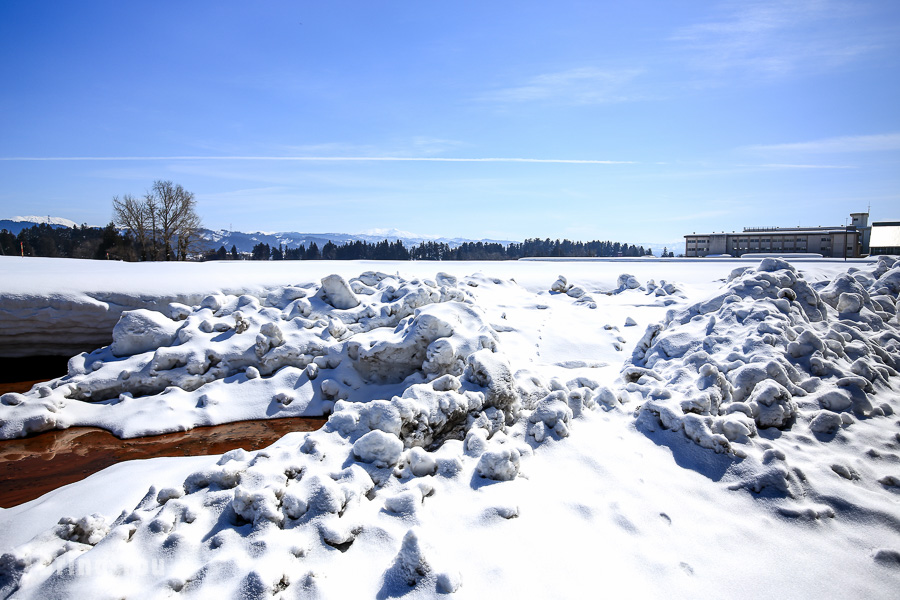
[1,256,899,598]
[0,255,869,357]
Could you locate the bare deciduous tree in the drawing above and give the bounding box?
[113,181,204,261]
[112,193,151,260]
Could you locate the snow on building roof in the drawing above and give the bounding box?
[870,222,900,248]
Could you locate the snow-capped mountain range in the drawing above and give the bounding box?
[0,216,80,234]
[202,228,515,253]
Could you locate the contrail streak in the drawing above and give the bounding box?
[0,156,635,164]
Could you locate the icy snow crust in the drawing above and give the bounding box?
[1,259,900,598]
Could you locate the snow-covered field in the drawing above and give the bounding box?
[1,256,899,598]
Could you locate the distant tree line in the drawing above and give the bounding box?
[4,223,663,263]
[417,238,656,260]
[203,237,656,262]
[0,222,137,260]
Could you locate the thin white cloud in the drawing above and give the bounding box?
[672,0,881,76]
[743,133,900,154]
[0,156,635,165]
[479,67,643,105]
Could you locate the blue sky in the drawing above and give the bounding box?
[1,0,898,245]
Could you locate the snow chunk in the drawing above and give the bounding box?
[550,275,570,293]
[110,309,180,357]
[476,448,521,481]
[254,322,283,357]
[56,514,110,546]
[388,529,431,587]
[809,410,842,434]
[232,486,284,526]
[316,274,360,309]
[529,392,572,440]
[748,380,797,429]
[156,487,184,504]
[465,349,517,413]
[406,446,438,477]
[353,430,404,467]
[617,274,641,290]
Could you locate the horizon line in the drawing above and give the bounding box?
[0,155,636,165]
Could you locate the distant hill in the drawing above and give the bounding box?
[0,216,81,235]
[201,228,515,254]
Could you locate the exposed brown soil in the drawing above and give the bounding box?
[1,357,327,508]
[0,417,326,508]
[0,380,46,395]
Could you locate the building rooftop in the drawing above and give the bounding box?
[685,228,856,237]
[742,225,854,233]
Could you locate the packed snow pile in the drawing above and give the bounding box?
[628,256,900,510]
[0,272,509,439]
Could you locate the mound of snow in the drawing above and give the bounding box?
[0,271,489,439]
[627,256,900,500]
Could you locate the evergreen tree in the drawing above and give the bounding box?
[250,242,270,260]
